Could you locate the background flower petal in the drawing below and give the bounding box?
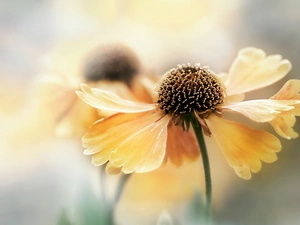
[206,114,281,180]
[76,84,156,113]
[222,99,299,122]
[225,47,292,96]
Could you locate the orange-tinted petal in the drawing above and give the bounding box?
[222,99,298,122]
[105,162,122,175]
[206,114,281,180]
[270,79,300,139]
[226,47,292,96]
[76,84,156,113]
[84,110,170,173]
[109,113,171,173]
[83,112,145,155]
[165,122,200,166]
[131,76,159,104]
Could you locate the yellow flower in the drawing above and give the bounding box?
[77,47,300,179]
[36,42,153,137]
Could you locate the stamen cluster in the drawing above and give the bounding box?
[156,64,224,116]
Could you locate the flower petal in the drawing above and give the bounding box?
[109,113,170,173]
[105,162,122,175]
[83,112,142,154]
[76,84,156,113]
[225,47,292,96]
[206,114,281,180]
[271,79,300,100]
[55,98,98,137]
[165,123,200,166]
[84,110,170,173]
[270,79,300,139]
[222,99,299,123]
[270,106,300,139]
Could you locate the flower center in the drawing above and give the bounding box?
[156,64,224,116]
[83,43,140,86]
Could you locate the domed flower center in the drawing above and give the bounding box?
[156,64,224,116]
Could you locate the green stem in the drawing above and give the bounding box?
[191,113,212,224]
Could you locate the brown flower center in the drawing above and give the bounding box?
[156,64,224,116]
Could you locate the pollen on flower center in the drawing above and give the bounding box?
[156,64,224,115]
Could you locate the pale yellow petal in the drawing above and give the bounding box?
[109,114,171,173]
[76,84,156,113]
[105,162,122,175]
[85,113,146,166]
[270,106,300,139]
[84,110,170,173]
[206,114,281,180]
[271,79,300,100]
[270,79,300,139]
[218,72,245,103]
[226,47,292,96]
[222,99,299,122]
[165,122,200,166]
[84,112,147,156]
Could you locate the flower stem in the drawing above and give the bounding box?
[191,113,212,224]
[114,174,131,205]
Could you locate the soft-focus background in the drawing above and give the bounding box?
[1,0,300,225]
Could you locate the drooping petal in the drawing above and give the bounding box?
[83,112,142,153]
[109,113,171,173]
[165,122,200,166]
[270,79,300,139]
[225,47,292,96]
[76,84,156,113]
[206,114,281,180]
[105,162,122,175]
[84,110,171,173]
[270,106,300,139]
[222,99,299,123]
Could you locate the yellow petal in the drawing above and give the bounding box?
[270,106,300,139]
[84,110,170,173]
[222,99,299,122]
[109,113,170,173]
[206,114,281,180]
[76,84,156,113]
[270,79,300,139]
[105,162,122,175]
[131,75,159,104]
[218,72,245,103]
[84,112,145,155]
[271,79,300,100]
[165,122,200,166]
[226,47,292,96]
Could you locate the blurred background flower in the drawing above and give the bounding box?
[1,0,300,225]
